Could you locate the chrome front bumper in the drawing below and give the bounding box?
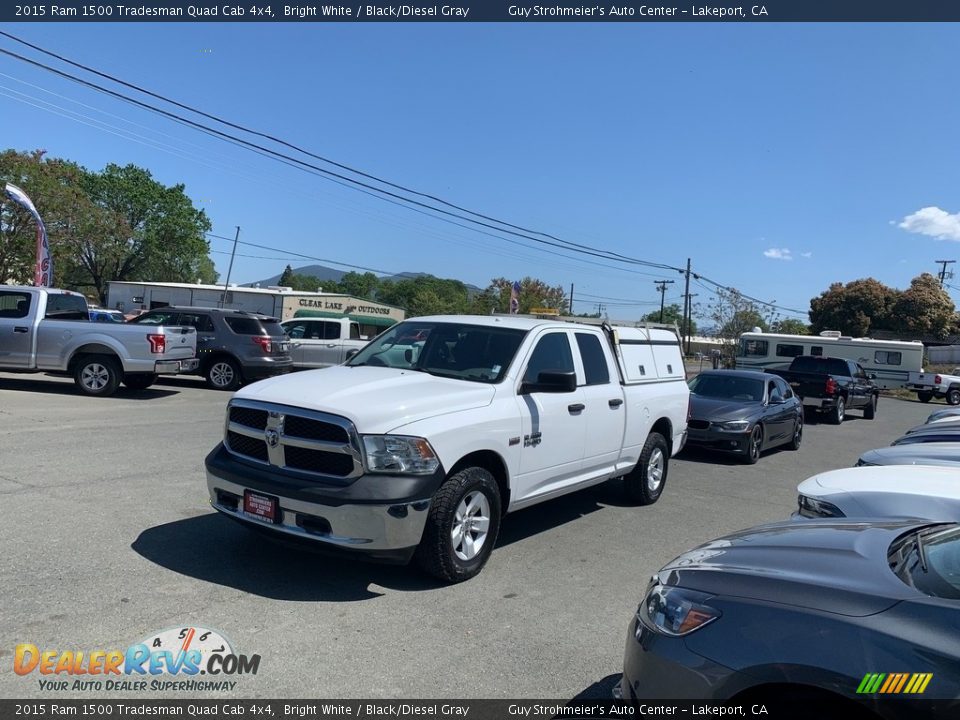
[206,474,431,552]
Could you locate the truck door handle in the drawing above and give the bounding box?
[608,398,624,408]
[14,326,28,333]
[568,403,585,413]
[326,343,337,348]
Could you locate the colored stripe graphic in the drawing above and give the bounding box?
[858,672,932,694]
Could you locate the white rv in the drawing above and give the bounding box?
[735,330,924,389]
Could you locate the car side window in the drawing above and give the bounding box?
[133,310,179,326]
[767,380,782,402]
[523,332,575,384]
[323,322,342,340]
[775,377,794,399]
[575,332,610,385]
[349,324,361,340]
[0,291,31,318]
[44,293,88,320]
[179,313,214,332]
[284,321,308,339]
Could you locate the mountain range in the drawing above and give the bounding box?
[247,264,482,292]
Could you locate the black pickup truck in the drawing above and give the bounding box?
[766,355,879,424]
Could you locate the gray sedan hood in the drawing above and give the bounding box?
[689,395,763,421]
[661,520,927,616]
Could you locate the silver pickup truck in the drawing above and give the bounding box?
[0,285,199,396]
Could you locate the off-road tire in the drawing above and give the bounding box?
[415,467,502,583]
[73,355,122,397]
[624,432,669,505]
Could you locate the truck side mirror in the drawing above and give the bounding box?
[521,370,577,394]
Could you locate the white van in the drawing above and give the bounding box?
[736,330,924,389]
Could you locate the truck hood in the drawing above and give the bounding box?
[234,365,496,433]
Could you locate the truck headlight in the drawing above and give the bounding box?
[715,420,750,432]
[362,435,440,475]
[637,583,721,637]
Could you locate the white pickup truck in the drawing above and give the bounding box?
[280,316,369,369]
[907,368,960,405]
[205,314,690,582]
[0,285,199,396]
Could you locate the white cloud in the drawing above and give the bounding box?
[800,251,813,258]
[763,248,793,261]
[898,206,960,241]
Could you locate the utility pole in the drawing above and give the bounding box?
[220,226,240,308]
[685,294,698,355]
[682,258,691,353]
[935,259,956,286]
[654,279,675,323]
[569,283,574,315]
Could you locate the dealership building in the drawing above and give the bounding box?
[106,281,405,336]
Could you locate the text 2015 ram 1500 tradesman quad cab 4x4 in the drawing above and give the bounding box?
[205,315,690,582]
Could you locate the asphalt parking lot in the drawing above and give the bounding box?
[0,372,936,699]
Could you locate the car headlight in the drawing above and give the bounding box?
[715,420,750,432]
[637,583,721,637]
[797,494,846,518]
[362,435,440,475]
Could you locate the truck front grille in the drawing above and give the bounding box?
[224,399,363,480]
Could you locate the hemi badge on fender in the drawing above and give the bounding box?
[508,437,521,446]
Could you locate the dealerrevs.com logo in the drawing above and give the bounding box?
[14,626,261,692]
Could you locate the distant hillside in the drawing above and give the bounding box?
[249,265,482,293]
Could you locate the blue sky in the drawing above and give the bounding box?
[2,22,959,321]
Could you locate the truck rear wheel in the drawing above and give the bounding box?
[947,389,960,406]
[624,432,668,505]
[415,467,502,583]
[73,355,122,397]
[830,396,846,425]
[917,391,933,403]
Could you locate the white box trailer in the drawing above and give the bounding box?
[735,330,924,389]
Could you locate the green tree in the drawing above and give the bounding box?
[477,277,568,314]
[278,264,295,287]
[376,275,471,317]
[641,303,696,335]
[339,271,380,299]
[771,318,810,335]
[697,288,769,361]
[809,278,899,337]
[0,149,112,291]
[888,273,956,339]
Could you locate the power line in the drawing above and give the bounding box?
[0,33,684,275]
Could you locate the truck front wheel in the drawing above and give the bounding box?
[947,389,960,406]
[73,355,122,397]
[415,467,502,583]
[624,432,669,505]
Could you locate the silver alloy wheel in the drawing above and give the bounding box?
[836,398,845,421]
[80,363,110,391]
[210,361,235,388]
[451,490,491,562]
[646,447,665,493]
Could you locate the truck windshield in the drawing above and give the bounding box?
[347,322,527,383]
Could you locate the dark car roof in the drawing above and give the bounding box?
[147,306,276,319]
[903,421,960,436]
[693,370,771,380]
[660,519,935,616]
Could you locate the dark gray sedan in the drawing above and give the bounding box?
[620,520,960,712]
[685,370,803,464]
